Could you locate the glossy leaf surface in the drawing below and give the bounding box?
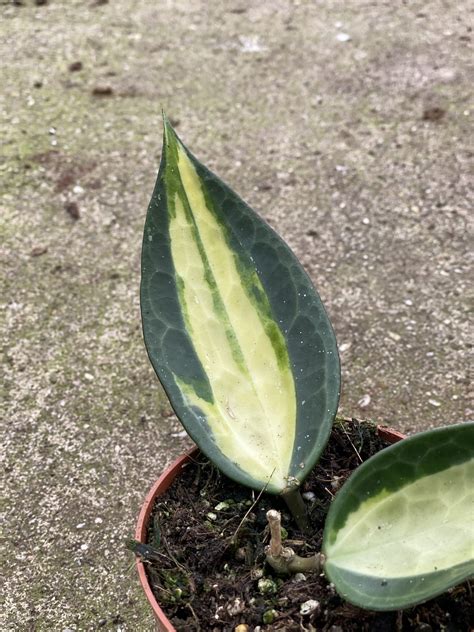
[323,423,474,610]
[141,118,340,494]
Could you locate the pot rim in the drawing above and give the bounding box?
[135,424,406,630]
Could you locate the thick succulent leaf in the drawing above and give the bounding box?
[323,423,474,610]
[140,117,340,494]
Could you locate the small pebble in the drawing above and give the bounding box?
[293,573,307,582]
[300,599,320,616]
[235,547,246,561]
[358,394,371,408]
[227,597,245,616]
[336,32,351,42]
[258,577,277,595]
[415,623,433,632]
[215,500,232,511]
[262,609,278,624]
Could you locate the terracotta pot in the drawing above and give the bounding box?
[135,425,405,632]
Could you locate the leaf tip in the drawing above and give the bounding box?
[162,111,178,148]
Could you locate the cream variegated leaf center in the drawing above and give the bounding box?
[167,141,296,490]
[326,461,474,578]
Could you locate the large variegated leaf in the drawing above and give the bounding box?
[140,117,340,494]
[322,423,474,610]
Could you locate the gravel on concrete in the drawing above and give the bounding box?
[1,1,472,630]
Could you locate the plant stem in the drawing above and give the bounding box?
[281,486,309,532]
[265,510,324,575]
[267,510,283,556]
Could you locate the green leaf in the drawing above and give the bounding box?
[322,422,474,610]
[140,116,340,494]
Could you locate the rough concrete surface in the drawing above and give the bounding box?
[1,1,472,630]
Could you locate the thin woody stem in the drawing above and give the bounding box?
[265,509,324,575]
[267,509,283,556]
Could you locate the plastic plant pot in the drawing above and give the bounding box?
[135,425,406,632]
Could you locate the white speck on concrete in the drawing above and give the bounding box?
[358,394,371,409]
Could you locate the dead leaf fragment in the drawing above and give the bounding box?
[64,201,80,219]
[30,246,48,257]
[92,85,113,97]
[422,107,446,122]
[68,61,83,72]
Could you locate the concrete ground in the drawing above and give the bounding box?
[1,1,472,630]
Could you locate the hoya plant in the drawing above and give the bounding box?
[265,422,474,610]
[141,116,340,529]
[140,117,474,611]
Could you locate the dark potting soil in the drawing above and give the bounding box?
[141,420,473,631]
